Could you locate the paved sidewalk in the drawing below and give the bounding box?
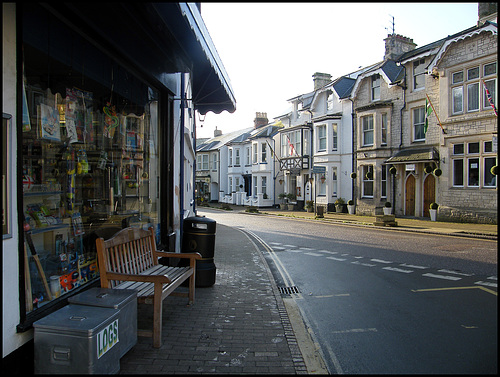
[119,224,309,374]
[209,203,497,240]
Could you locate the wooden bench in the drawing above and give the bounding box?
[96,226,201,348]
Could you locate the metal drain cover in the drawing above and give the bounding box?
[278,286,300,295]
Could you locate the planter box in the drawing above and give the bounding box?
[383,207,392,215]
[347,205,355,214]
[430,209,437,221]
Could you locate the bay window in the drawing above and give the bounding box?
[362,165,374,198]
[318,125,326,151]
[452,141,496,188]
[451,61,497,115]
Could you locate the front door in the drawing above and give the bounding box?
[405,174,415,216]
[423,174,436,218]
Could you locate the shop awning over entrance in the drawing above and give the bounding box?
[385,146,439,164]
[48,3,236,115]
[152,3,236,115]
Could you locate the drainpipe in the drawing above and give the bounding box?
[348,98,356,205]
[180,74,185,233]
[193,107,197,215]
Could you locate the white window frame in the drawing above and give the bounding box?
[381,114,387,145]
[331,167,338,197]
[235,148,240,166]
[261,142,267,163]
[362,165,374,198]
[253,143,257,164]
[318,125,326,151]
[228,148,233,166]
[451,141,496,188]
[413,58,426,91]
[261,176,267,195]
[201,154,209,170]
[413,107,425,142]
[332,123,338,151]
[362,115,374,146]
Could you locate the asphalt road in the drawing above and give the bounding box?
[199,208,498,374]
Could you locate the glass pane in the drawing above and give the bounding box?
[467,83,479,111]
[453,143,464,155]
[452,87,463,113]
[468,158,479,186]
[484,157,496,187]
[468,142,479,154]
[484,62,497,76]
[453,159,464,186]
[467,67,479,80]
[452,71,463,84]
[483,79,496,109]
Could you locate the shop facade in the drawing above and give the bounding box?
[2,3,235,358]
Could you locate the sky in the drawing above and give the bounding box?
[196,2,480,139]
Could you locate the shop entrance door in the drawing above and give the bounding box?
[423,174,435,218]
[405,174,415,216]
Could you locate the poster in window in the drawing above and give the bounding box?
[40,103,61,141]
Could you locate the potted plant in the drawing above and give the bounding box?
[305,200,314,212]
[433,168,442,177]
[424,165,433,174]
[429,202,438,221]
[334,197,345,213]
[278,193,287,210]
[347,199,355,214]
[383,201,392,215]
[350,172,357,179]
[389,166,397,175]
[286,193,296,210]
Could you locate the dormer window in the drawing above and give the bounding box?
[413,58,426,90]
[371,74,380,101]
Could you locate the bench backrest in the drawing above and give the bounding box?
[96,226,158,288]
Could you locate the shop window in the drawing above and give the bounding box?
[21,17,160,314]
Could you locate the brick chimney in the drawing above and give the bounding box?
[214,126,222,137]
[313,72,332,90]
[384,34,416,61]
[478,3,497,24]
[254,112,268,129]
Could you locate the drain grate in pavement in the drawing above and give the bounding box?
[278,286,300,295]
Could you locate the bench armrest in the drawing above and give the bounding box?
[106,271,172,284]
[156,251,202,260]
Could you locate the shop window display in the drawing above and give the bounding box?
[22,13,160,313]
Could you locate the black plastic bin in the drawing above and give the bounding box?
[181,216,217,287]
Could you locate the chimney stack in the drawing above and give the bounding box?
[478,3,497,24]
[384,34,416,61]
[254,112,268,129]
[214,126,222,137]
[312,72,332,90]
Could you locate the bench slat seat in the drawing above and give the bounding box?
[96,227,201,348]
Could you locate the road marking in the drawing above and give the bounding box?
[300,247,315,251]
[332,328,377,334]
[370,258,392,264]
[269,242,282,245]
[317,250,338,255]
[438,269,473,276]
[412,286,497,296]
[400,263,428,269]
[487,276,497,281]
[272,246,286,250]
[312,294,350,298]
[351,261,376,267]
[422,273,462,281]
[383,266,413,274]
[474,280,498,288]
[327,257,346,261]
[461,325,479,329]
[288,249,302,253]
[305,252,323,257]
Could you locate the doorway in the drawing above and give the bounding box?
[423,174,435,218]
[405,174,415,216]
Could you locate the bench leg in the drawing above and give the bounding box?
[188,270,195,305]
[153,283,163,348]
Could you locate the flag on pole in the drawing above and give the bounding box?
[483,80,497,116]
[424,97,433,134]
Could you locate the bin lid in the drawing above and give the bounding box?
[33,304,120,337]
[183,216,216,233]
[68,287,137,309]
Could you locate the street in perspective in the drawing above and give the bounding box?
[199,207,497,374]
